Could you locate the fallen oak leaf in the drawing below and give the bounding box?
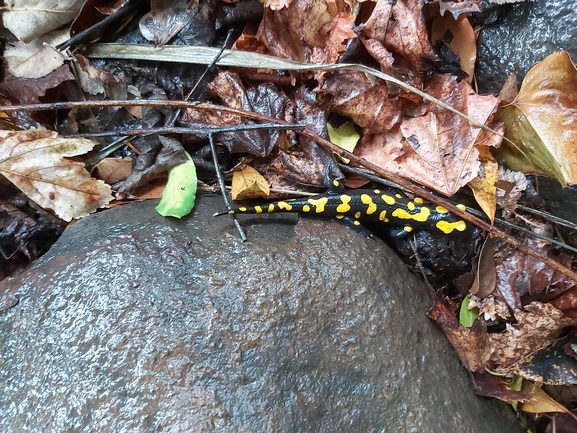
[0,129,113,222]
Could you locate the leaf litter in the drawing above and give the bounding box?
[1,0,577,428]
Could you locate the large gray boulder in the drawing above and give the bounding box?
[0,196,521,432]
[477,0,577,94]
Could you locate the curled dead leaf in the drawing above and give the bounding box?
[231,165,270,200]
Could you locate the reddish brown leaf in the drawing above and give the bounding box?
[427,290,489,372]
[470,371,530,403]
[355,74,500,196]
[320,70,403,134]
[257,0,355,64]
[382,0,439,71]
[495,238,576,311]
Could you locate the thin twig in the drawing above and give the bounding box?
[63,123,305,138]
[209,133,246,242]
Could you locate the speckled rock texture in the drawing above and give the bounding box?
[476,0,577,94]
[0,196,521,432]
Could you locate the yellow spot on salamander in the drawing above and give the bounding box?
[228,210,235,215]
[333,179,340,187]
[379,210,388,222]
[392,206,431,222]
[404,225,413,233]
[278,201,293,211]
[268,204,275,213]
[336,195,351,213]
[381,194,395,205]
[239,207,247,212]
[355,211,362,219]
[374,189,381,194]
[308,196,329,213]
[302,204,311,212]
[361,194,377,214]
[255,206,263,214]
[407,201,415,211]
[336,214,345,219]
[436,220,467,234]
[456,204,467,211]
[354,220,361,226]
[395,193,402,199]
[435,205,448,214]
[414,197,424,204]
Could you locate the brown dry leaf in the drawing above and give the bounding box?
[92,157,132,184]
[497,51,577,185]
[357,75,501,196]
[257,0,355,64]
[382,0,438,72]
[360,0,435,88]
[320,70,402,134]
[469,237,497,298]
[231,165,270,200]
[520,381,577,421]
[427,291,489,372]
[468,145,498,221]
[0,129,113,221]
[430,13,477,82]
[488,303,577,372]
[498,72,519,103]
[549,287,577,314]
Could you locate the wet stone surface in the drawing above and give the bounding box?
[0,196,521,432]
[477,0,577,94]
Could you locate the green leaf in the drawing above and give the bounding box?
[459,295,479,328]
[156,152,197,218]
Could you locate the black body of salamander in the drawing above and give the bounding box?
[214,184,469,236]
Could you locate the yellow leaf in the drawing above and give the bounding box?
[468,145,498,222]
[231,165,270,201]
[0,129,113,221]
[497,51,577,185]
[520,381,577,421]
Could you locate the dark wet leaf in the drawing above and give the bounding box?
[495,238,576,311]
[0,64,75,105]
[71,0,131,41]
[118,135,187,195]
[507,333,577,386]
[470,371,530,403]
[139,0,200,46]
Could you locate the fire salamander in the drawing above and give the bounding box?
[214,180,469,236]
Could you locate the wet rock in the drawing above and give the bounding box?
[0,196,521,432]
[476,0,577,94]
